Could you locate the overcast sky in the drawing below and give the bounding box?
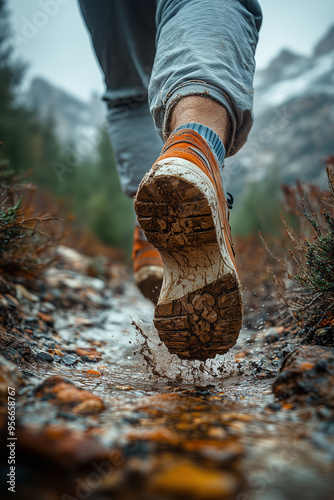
[8,0,334,101]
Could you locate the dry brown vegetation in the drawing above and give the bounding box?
[258,159,334,345]
[0,157,64,282]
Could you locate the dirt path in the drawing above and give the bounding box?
[0,247,333,500]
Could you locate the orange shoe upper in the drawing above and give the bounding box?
[156,129,236,269]
[132,224,163,273]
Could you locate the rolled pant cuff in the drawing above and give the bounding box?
[158,81,237,157]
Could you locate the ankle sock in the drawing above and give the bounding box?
[174,122,226,167]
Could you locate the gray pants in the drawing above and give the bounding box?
[79,0,262,196]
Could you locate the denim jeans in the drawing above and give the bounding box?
[79,0,262,196]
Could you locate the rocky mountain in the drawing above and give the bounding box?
[27,77,105,148]
[225,24,334,193]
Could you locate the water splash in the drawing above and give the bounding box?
[132,318,237,384]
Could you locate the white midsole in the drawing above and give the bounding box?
[151,158,236,302]
[134,266,164,283]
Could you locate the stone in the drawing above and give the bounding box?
[148,460,239,499]
[15,284,39,302]
[0,355,24,403]
[34,375,105,414]
[75,347,102,362]
[37,312,55,325]
[36,351,54,363]
[0,331,34,363]
[3,347,23,364]
[273,345,334,412]
[62,354,78,366]
[15,424,109,468]
[267,402,282,411]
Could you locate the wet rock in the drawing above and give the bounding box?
[0,294,21,330]
[45,268,105,292]
[263,326,285,344]
[48,348,64,356]
[0,355,24,403]
[25,316,39,326]
[40,301,55,313]
[3,347,24,363]
[182,438,244,460]
[56,245,90,273]
[4,294,19,309]
[75,347,102,362]
[0,276,16,295]
[127,428,180,447]
[317,405,333,420]
[85,290,108,306]
[15,284,39,302]
[267,402,282,411]
[313,327,334,347]
[37,312,55,325]
[148,459,240,499]
[272,346,334,412]
[36,351,54,363]
[34,375,105,414]
[0,331,35,363]
[62,354,78,366]
[15,424,109,468]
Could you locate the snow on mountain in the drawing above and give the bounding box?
[225,24,334,194]
[256,52,334,112]
[27,77,105,151]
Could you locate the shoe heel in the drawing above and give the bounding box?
[154,274,242,360]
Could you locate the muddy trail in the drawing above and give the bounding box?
[0,246,333,500]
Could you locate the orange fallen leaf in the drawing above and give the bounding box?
[84,370,101,377]
[38,312,54,324]
[299,361,314,371]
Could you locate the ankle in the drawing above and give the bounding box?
[169,96,231,148]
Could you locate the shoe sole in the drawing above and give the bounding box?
[135,158,243,360]
[134,266,163,305]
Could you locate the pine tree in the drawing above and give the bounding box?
[0,0,35,172]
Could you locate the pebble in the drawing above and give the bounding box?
[37,312,55,325]
[15,284,39,302]
[34,375,105,414]
[36,351,54,363]
[267,402,282,412]
[0,355,24,402]
[62,355,78,366]
[148,460,239,499]
[25,317,39,325]
[3,347,23,363]
[317,406,333,420]
[40,301,56,313]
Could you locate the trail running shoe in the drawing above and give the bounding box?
[133,222,163,305]
[134,128,243,360]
